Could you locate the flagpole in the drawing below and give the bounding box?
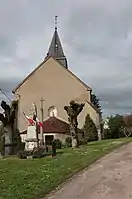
[34,104,39,149]
[36,121,39,149]
[40,97,45,146]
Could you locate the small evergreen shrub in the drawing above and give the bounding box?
[17,151,27,159]
[54,139,62,149]
[83,114,98,142]
[21,142,25,151]
[65,137,72,147]
[79,138,87,146]
[17,147,46,159]
[32,147,46,158]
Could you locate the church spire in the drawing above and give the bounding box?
[44,16,68,69]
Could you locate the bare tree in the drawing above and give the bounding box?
[64,100,84,148]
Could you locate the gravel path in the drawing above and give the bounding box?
[44,142,132,199]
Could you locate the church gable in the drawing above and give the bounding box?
[14,57,91,98]
[13,57,91,95]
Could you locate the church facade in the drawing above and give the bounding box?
[12,25,101,142]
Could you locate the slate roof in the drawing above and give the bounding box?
[44,28,68,68]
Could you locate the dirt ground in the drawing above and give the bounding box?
[44,142,132,199]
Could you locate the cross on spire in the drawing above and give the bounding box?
[55,16,58,30]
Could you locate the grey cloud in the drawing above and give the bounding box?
[0,78,19,112]
[0,0,132,117]
[62,0,132,117]
[100,90,132,109]
[0,0,64,57]
[0,78,19,92]
[64,2,132,60]
[0,35,17,57]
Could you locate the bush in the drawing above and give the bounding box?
[104,115,126,139]
[83,114,98,142]
[79,138,87,146]
[65,137,72,147]
[32,147,46,158]
[54,139,62,149]
[12,129,23,154]
[20,142,25,151]
[17,151,27,159]
[17,147,46,159]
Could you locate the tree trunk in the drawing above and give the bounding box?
[97,128,102,140]
[4,126,13,156]
[0,125,5,157]
[70,124,78,148]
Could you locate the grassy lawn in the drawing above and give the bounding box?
[0,138,132,199]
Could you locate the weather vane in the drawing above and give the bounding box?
[55,15,58,30]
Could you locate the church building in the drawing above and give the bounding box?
[12,19,101,143]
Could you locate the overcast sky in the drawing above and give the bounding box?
[0,0,132,117]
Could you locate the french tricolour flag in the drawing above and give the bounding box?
[23,112,43,127]
[23,112,35,125]
[35,117,44,128]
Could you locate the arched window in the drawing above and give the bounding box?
[48,106,57,117]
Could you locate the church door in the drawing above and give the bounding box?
[45,135,54,145]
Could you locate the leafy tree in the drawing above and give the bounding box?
[91,94,102,116]
[83,114,98,141]
[104,115,125,139]
[123,114,132,137]
[91,94,103,138]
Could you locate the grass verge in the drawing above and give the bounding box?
[0,137,132,199]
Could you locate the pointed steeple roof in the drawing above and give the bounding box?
[44,17,68,68]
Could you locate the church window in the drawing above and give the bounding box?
[48,106,57,117]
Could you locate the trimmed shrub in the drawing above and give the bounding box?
[65,137,72,147]
[20,142,25,151]
[79,138,87,146]
[17,147,46,159]
[32,147,46,158]
[54,139,62,149]
[17,151,27,159]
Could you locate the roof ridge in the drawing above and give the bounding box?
[12,57,92,93]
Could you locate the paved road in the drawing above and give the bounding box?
[44,142,132,199]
